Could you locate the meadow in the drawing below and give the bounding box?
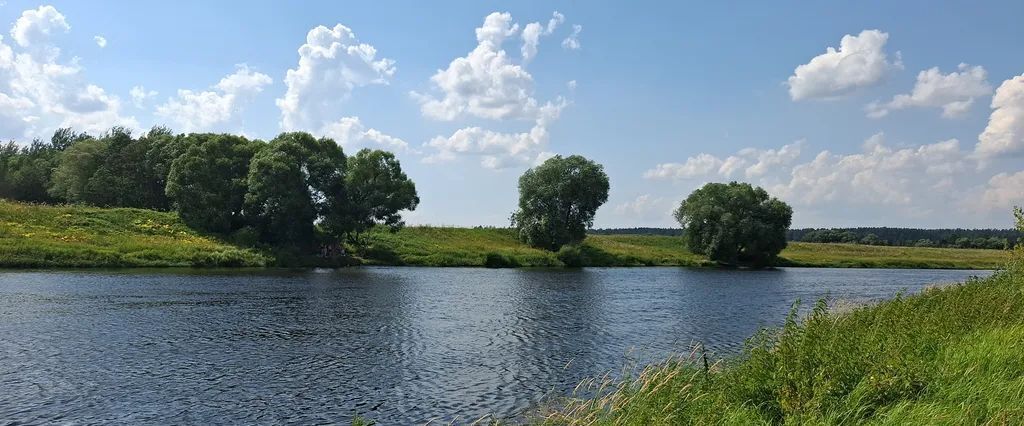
[0,200,1011,269]
[540,255,1024,424]
[0,201,267,267]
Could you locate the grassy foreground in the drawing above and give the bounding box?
[0,200,1011,269]
[541,256,1024,424]
[0,201,267,267]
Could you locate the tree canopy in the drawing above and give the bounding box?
[511,155,609,251]
[675,182,792,267]
[166,134,262,234]
[336,148,419,238]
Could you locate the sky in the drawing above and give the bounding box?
[1,1,1023,229]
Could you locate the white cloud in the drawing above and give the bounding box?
[129,85,157,108]
[423,98,566,169]
[614,194,674,220]
[644,141,804,180]
[10,5,68,57]
[787,29,902,101]
[521,11,564,62]
[321,116,409,151]
[276,23,395,131]
[976,74,1024,158]
[155,64,271,132]
[561,24,582,50]
[642,134,1003,225]
[413,12,540,121]
[866,63,991,118]
[93,35,105,48]
[0,6,137,140]
[567,79,577,90]
[979,171,1024,212]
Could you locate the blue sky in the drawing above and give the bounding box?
[2,1,1023,228]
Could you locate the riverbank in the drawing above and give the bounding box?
[540,256,1024,424]
[0,201,1011,269]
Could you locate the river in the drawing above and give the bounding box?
[0,267,990,424]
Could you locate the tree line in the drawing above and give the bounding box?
[790,227,1020,249]
[0,127,419,250]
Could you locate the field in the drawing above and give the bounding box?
[541,255,1024,424]
[0,200,1011,269]
[0,201,267,267]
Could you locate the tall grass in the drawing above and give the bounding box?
[541,256,1024,424]
[0,200,267,267]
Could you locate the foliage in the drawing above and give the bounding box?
[166,133,263,234]
[0,200,267,267]
[335,149,419,238]
[792,226,1021,249]
[48,137,108,202]
[244,132,346,247]
[543,256,1024,425]
[511,155,610,251]
[484,252,521,268]
[676,182,793,267]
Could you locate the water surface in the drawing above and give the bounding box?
[0,267,990,423]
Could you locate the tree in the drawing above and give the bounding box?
[333,149,419,240]
[511,155,609,251]
[166,134,262,234]
[3,139,60,203]
[244,132,346,247]
[675,182,792,267]
[49,137,109,202]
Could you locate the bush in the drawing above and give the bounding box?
[483,252,520,268]
[557,245,584,267]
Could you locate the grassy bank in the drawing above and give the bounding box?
[542,256,1024,424]
[358,226,1007,269]
[0,201,267,267]
[0,200,1010,269]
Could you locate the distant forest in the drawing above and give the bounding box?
[592,227,1020,249]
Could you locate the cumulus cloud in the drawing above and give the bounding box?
[321,116,409,151]
[979,171,1024,212]
[423,98,566,169]
[276,23,395,131]
[561,24,582,50]
[866,63,991,118]
[641,134,1023,225]
[644,141,804,180]
[0,5,137,140]
[418,11,576,169]
[614,194,675,220]
[787,30,902,101]
[976,74,1024,158]
[155,65,271,132]
[93,35,105,48]
[521,11,564,62]
[129,85,157,108]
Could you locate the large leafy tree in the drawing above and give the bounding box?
[49,138,108,202]
[333,149,419,239]
[166,134,263,234]
[244,132,346,247]
[675,182,792,268]
[511,155,610,251]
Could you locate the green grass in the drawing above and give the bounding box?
[540,255,1024,425]
[0,200,1009,269]
[780,242,1010,269]
[355,227,1006,269]
[0,200,268,267]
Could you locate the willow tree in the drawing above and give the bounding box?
[511,155,609,251]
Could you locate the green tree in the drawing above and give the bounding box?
[244,132,346,247]
[3,139,60,203]
[675,182,792,268]
[511,155,610,251]
[166,133,262,234]
[334,149,419,240]
[49,137,109,202]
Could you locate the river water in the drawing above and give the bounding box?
[0,267,990,424]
